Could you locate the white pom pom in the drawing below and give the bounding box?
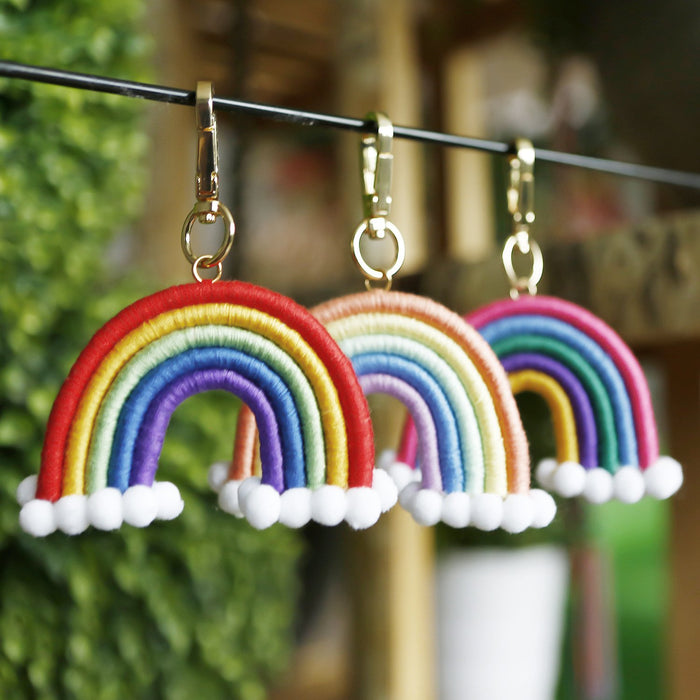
[501,493,535,534]
[372,469,398,512]
[583,468,614,504]
[54,494,89,535]
[122,485,158,528]
[218,480,244,517]
[207,461,230,493]
[529,489,557,528]
[552,461,586,497]
[311,485,347,526]
[644,456,683,500]
[153,481,184,520]
[19,499,56,537]
[377,448,397,470]
[387,462,419,493]
[236,476,262,512]
[441,492,470,528]
[87,488,123,531]
[398,480,421,510]
[279,488,312,528]
[410,489,443,526]
[345,487,382,529]
[535,459,558,489]
[470,493,503,531]
[16,474,38,506]
[242,484,281,530]
[613,465,645,504]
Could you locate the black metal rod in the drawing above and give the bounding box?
[1,60,699,190]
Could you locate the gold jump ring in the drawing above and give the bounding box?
[192,254,223,283]
[351,220,405,287]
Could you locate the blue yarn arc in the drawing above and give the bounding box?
[480,314,638,467]
[108,346,305,491]
[351,352,463,493]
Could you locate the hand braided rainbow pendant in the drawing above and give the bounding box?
[219,116,556,534]
[399,139,682,504]
[17,83,391,535]
[467,295,682,503]
[18,281,389,536]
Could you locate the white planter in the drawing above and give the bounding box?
[437,545,569,700]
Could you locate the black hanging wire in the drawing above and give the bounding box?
[1,60,699,190]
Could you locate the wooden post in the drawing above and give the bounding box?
[663,341,700,700]
[346,397,436,700]
[337,1,436,698]
[141,0,203,282]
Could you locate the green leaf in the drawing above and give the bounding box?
[0,3,300,697]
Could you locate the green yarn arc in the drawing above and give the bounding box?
[493,334,618,472]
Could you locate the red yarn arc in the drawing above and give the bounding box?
[38,281,374,501]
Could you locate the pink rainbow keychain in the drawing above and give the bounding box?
[17,83,394,536]
[223,115,557,533]
[398,139,683,505]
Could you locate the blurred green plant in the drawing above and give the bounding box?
[0,2,301,698]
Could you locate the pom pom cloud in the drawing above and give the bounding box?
[212,467,395,531]
[230,291,556,534]
[378,452,556,534]
[18,476,184,537]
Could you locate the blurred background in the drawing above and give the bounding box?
[0,0,698,698]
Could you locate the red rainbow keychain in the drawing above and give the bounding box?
[18,83,394,536]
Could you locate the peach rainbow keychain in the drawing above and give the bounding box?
[224,116,556,533]
[18,83,391,536]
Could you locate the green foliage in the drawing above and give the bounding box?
[0,2,301,698]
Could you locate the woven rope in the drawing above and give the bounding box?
[39,282,373,501]
[87,326,324,492]
[509,369,579,465]
[62,304,346,494]
[354,353,461,492]
[340,333,482,491]
[328,312,506,493]
[314,290,529,493]
[493,334,619,472]
[468,295,658,468]
[481,314,637,467]
[359,373,442,490]
[232,406,258,480]
[142,368,285,489]
[502,353,597,469]
[110,349,304,492]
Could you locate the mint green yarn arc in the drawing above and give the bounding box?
[340,333,484,493]
[86,324,326,492]
[493,334,618,471]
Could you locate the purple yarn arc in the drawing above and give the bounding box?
[502,353,598,469]
[131,369,285,491]
[359,373,442,491]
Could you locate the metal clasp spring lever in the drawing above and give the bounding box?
[502,138,543,299]
[352,112,405,290]
[181,81,235,281]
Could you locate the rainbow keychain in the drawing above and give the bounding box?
[225,115,557,533]
[18,83,392,536]
[398,139,683,505]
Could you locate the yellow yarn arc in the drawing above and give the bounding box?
[509,369,579,465]
[63,304,349,494]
